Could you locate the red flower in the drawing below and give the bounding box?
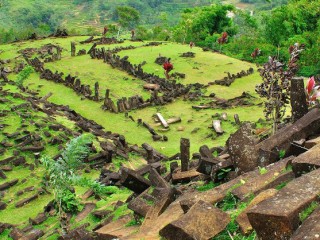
[305,76,320,105]
[306,76,315,94]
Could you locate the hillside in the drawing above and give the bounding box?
[1,0,320,239]
[0,35,265,239]
[0,0,214,34]
[0,0,287,40]
[0,31,319,240]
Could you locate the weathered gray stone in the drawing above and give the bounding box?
[292,143,320,177]
[159,200,230,240]
[290,207,320,240]
[227,123,259,174]
[247,168,320,240]
[232,156,294,200]
[290,77,308,122]
[120,167,151,194]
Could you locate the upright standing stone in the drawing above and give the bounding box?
[142,143,154,163]
[291,77,308,122]
[94,82,99,101]
[105,89,110,99]
[56,47,61,60]
[234,114,241,125]
[102,47,106,62]
[180,138,190,172]
[71,42,76,57]
[227,123,259,174]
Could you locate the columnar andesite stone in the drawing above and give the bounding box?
[180,138,190,172]
[290,207,320,240]
[247,168,320,240]
[227,123,259,174]
[292,143,320,177]
[290,77,308,122]
[159,200,230,240]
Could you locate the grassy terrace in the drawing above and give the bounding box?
[1,37,264,157]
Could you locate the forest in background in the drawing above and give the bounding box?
[0,0,319,76]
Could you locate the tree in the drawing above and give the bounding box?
[173,4,235,44]
[41,134,117,233]
[255,44,304,134]
[114,6,140,29]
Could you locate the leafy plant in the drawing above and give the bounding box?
[258,166,268,175]
[255,44,304,134]
[41,134,117,233]
[219,192,238,211]
[279,149,286,159]
[196,181,218,192]
[16,65,34,87]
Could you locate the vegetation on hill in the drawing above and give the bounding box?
[0,0,319,238]
[1,0,318,76]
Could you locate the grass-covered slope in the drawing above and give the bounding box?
[0,36,264,155]
[0,36,267,239]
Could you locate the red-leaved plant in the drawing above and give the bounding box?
[305,76,320,105]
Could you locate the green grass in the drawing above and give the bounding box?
[196,181,218,192]
[117,43,257,86]
[299,201,319,222]
[0,37,271,239]
[13,39,265,156]
[0,230,13,240]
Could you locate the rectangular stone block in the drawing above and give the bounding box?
[159,200,230,240]
[290,207,320,240]
[247,169,320,240]
[292,143,320,177]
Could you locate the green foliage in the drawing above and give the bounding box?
[214,194,256,239]
[219,192,238,211]
[275,181,287,190]
[172,4,235,44]
[216,167,233,181]
[16,65,34,87]
[114,6,140,29]
[279,149,286,159]
[41,134,94,214]
[258,166,268,175]
[125,216,144,227]
[299,201,319,222]
[196,181,217,192]
[59,190,81,213]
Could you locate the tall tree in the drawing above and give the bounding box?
[173,4,235,44]
[114,6,140,29]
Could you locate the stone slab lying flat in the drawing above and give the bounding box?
[159,200,230,240]
[123,202,184,240]
[75,203,96,222]
[0,179,18,191]
[290,207,320,240]
[172,169,205,184]
[128,194,151,217]
[232,156,294,200]
[95,215,137,240]
[236,189,278,235]
[247,168,320,240]
[120,167,151,194]
[292,143,320,177]
[15,194,38,208]
[305,136,320,149]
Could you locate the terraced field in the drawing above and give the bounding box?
[0,36,268,239]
